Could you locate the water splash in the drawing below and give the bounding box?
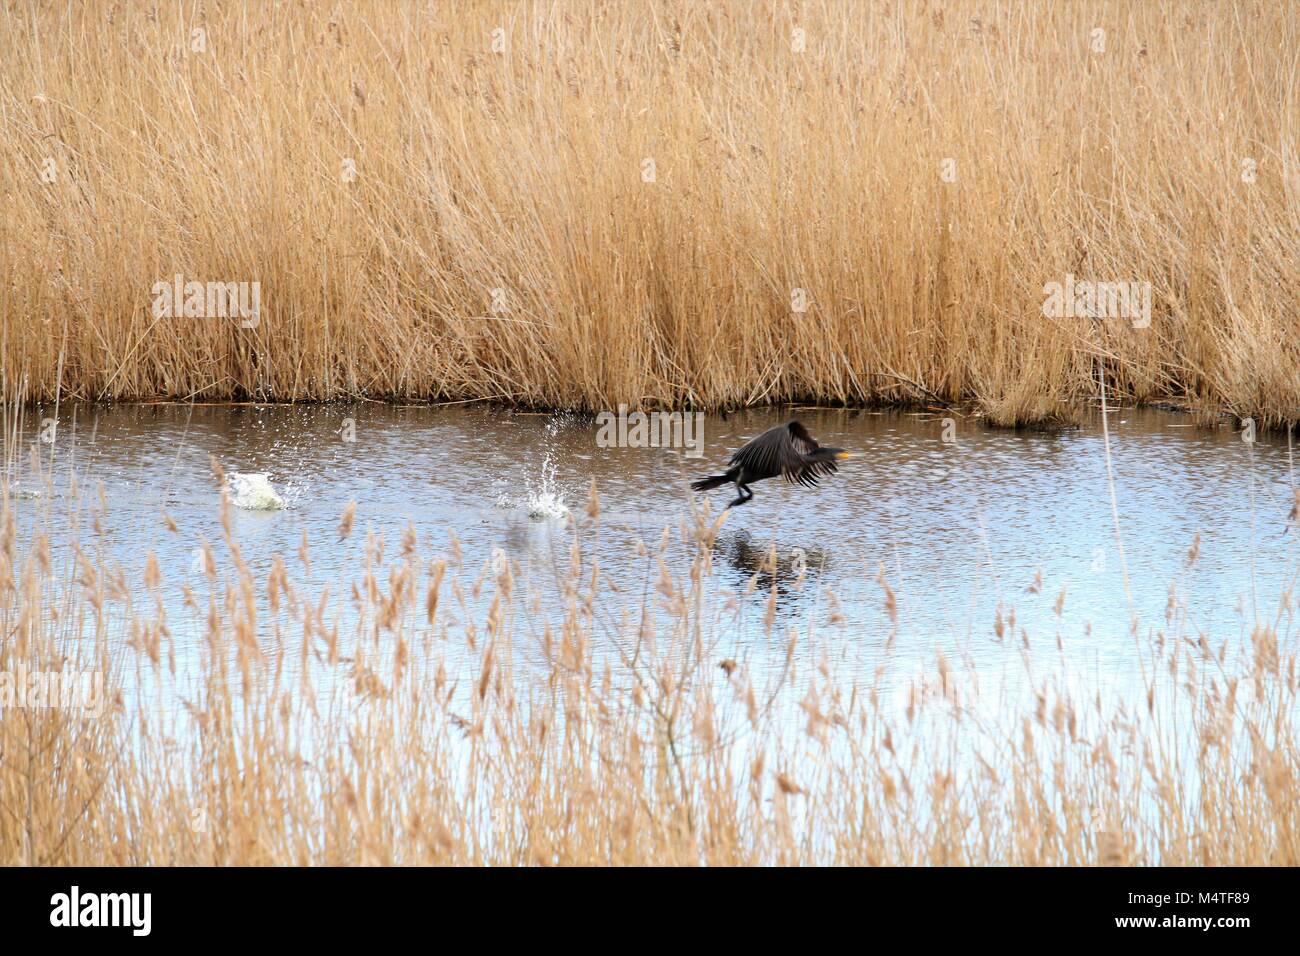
[524,453,569,520]
[227,472,286,510]
[488,412,577,520]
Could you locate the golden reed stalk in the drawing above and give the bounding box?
[1,1,1297,426]
[1,484,1296,866]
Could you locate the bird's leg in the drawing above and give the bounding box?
[726,483,753,509]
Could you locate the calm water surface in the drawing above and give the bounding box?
[9,403,1299,708]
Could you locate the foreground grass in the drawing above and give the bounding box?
[2,1,1299,426]
[1,471,1297,866]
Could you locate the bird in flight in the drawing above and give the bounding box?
[691,420,852,509]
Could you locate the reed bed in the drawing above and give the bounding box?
[1,464,1297,866]
[2,1,1298,426]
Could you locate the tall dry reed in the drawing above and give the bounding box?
[1,1,1298,426]
[1,473,1297,866]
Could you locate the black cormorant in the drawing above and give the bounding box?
[691,420,852,509]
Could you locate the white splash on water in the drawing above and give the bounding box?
[488,414,575,520]
[227,472,285,510]
[524,453,569,520]
[527,490,568,520]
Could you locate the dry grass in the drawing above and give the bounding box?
[1,1,1298,426]
[1,469,1297,866]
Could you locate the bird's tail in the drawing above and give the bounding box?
[691,473,732,492]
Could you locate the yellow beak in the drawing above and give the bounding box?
[835,451,856,460]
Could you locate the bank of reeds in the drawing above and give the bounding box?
[2,1,1298,426]
[1,469,1297,866]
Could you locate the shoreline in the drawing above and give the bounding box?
[5,392,1280,434]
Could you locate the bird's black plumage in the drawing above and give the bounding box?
[691,420,849,508]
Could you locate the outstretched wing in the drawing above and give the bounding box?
[730,421,837,487]
[785,420,839,486]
